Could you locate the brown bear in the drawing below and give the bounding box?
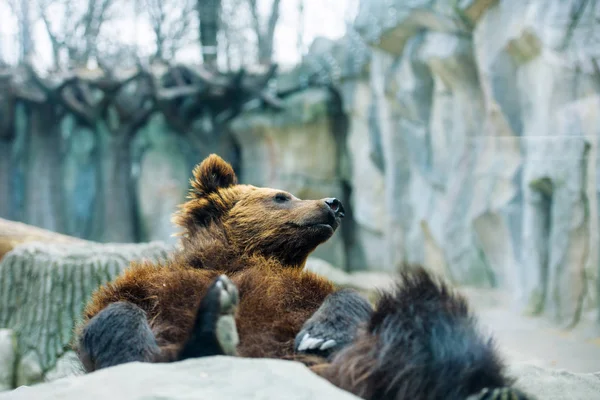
[74,154,531,400]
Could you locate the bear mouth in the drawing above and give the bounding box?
[303,220,338,233]
[288,212,340,234]
[309,223,335,232]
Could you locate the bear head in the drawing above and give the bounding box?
[172,154,345,268]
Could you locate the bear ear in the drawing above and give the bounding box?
[190,154,238,197]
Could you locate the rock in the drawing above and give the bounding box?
[510,363,600,400]
[0,330,16,391]
[472,0,600,326]
[44,352,84,383]
[15,352,43,388]
[458,0,499,25]
[305,257,395,295]
[346,0,600,328]
[0,241,172,386]
[2,356,599,400]
[0,357,362,400]
[339,81,387,271]
[354,0,466,55]
[0,217,90,260]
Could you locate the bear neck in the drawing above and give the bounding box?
[176,228,310,272]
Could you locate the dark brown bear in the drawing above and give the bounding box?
[74,154,532,400]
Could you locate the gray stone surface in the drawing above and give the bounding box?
[511,363,600,400]
[0,330,16,392]
[0,241,172,387]
[305,257,394,293]
[0,357,362,400]
[334,0,600,329]
[3,356,600,400]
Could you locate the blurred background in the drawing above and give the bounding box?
[2,0,600,380]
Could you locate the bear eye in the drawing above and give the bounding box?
[274,193,290,203]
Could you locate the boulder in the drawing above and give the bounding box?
[3,357,600,400]
[0,241,172,387]
[0,357,362,400]
[511,363,600,400]
[0,330,16,391]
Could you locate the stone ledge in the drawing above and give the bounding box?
[0,357,361,400]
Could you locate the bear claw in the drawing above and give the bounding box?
[179,274,240,359]
[215,275,239,314]
[296,332,338,352]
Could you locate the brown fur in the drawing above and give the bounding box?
[77,154,339,361]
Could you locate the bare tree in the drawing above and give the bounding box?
[197,0,222,68]
[297,0,305,57]
[144,0,196,62]
[37,0,116,69]
[248,0,281,65]
[218,0,255,70]
[7,0,34,63]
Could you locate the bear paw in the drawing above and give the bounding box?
[179,275,240,359]
[213,275,239,315]
[212,275,239,356]
[294,288,373,359]
[294,322,346,359]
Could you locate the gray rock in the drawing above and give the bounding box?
[0,357,362,400]
[346,0,600,328]
[340,80,387,271]
[15,352,43,388]
[354,0,466,55]
[0,330,16,391]
[44,352,84,383]
[511,363,600,400]
[3,356,599,400]
[0,241,172,386]
[305,257,394,293]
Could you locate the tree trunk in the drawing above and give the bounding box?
[258,0,280,65]
[0,240,171,386]
[18,0,33,62]
[0,139,11,219]
[197,0,221,67]
[98,126,137,243]
[23,105,65,234]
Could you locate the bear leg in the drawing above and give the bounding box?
[294,288,373,359]
[178,275,240,360]
[76,301,160,372]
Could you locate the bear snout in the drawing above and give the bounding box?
[323,198,345,219]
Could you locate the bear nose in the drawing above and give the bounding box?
[324,198,345,218]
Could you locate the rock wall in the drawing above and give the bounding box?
[328,0,600,327]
